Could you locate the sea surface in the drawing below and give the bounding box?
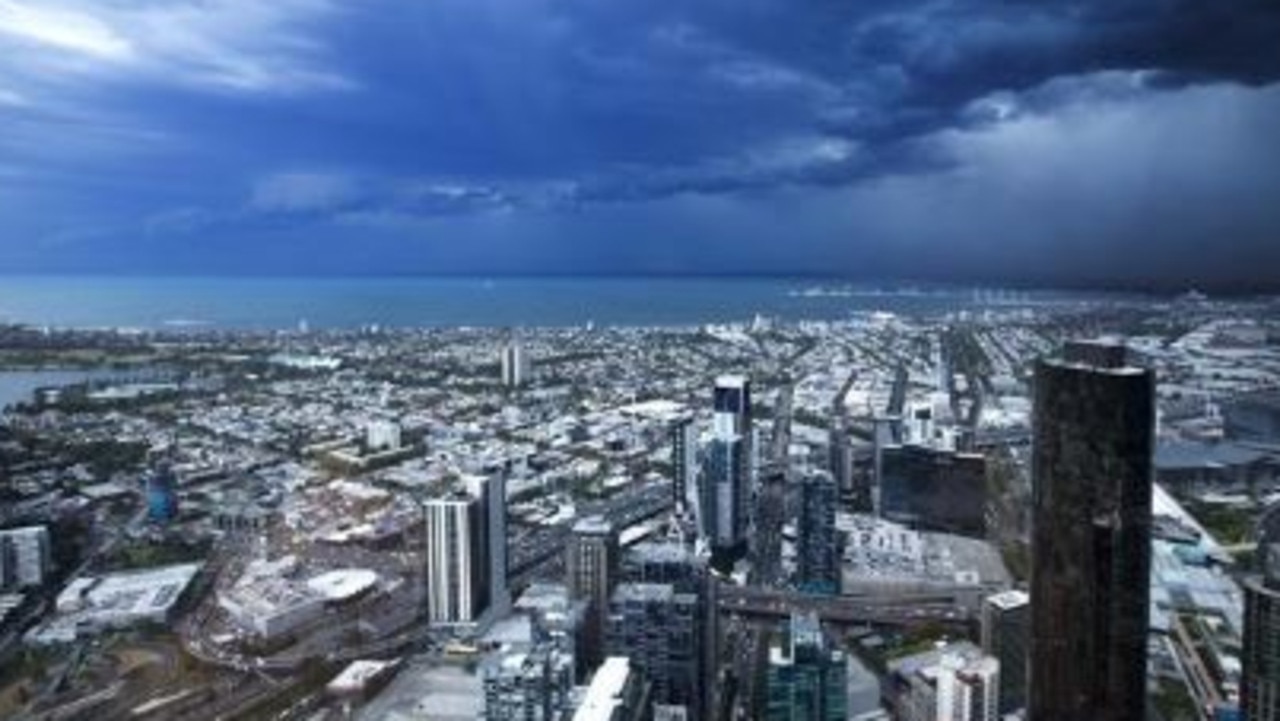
[0,369,122,410]
[0,275,1126,331]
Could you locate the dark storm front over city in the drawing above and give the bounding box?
[0,1,1279,290]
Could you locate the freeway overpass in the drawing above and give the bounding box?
[716,584,975,629]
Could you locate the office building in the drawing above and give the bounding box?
[796,470,839,595]
[878,445,987,538]
[606,583,698,717]
[572,657,652,721]
[981,590,1029,715]
[424,474,508,626]
[701,435,746,570]
[482,642,575,721]
[671,416,697,512]
[1243,505,1280,720]
[502,340,531,388]
[765,613,847,721]
[567,516,619,677]
[0,526,52,590]
[146,462,179,524]
[621,542,711,721]
[889,642,999,721]
[696,375,754,571]
[1029,340,1155,721]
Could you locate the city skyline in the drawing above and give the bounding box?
[0,1,1278,289]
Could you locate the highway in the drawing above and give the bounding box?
[716,584,974,628]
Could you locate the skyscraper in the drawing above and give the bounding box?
[423,474,508,626]
[481,473,511,618]
[700,375,753,571]
[671,416,697,512]
[1243,505,1280,720]
[796,470,839,595]
[1029,340,1155,721]
[567,516,619,677]
[502,340,531,388]
[981,589,1029,715]
[700,435,746,570]
[765,613,847,721]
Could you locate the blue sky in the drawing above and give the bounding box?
[1,0,1278,289]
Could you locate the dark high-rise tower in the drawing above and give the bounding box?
[1029,340,1155,721]
[1243,505,1280,720]
[982,590,1030,715]
[796,470,839,595]
[566,515,619,679]
[701,435,746,571]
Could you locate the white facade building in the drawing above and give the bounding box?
[424,474,508,626]
[502,342,531,388]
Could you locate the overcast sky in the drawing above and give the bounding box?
[1,0,1278,290]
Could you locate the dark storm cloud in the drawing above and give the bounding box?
[0,0,1278,288]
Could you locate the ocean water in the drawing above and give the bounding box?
[0,369,123,410]
[0,275,1114,330]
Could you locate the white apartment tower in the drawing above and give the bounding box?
[423,474,508,626]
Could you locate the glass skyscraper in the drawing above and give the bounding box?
[765,613,847,721]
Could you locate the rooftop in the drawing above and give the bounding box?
[985,589,1029,610]
[573,657,635,721]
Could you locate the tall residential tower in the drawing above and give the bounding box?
[423,474,508,626]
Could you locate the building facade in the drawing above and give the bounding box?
[765,613,847,721]
[980,590,1029,715]
[671,416,698,513]
[700,435,747,569]
[1029,340,1155,721]
[482,642,575,721]
[796,470,839,595]
[1243,505,1280,720]
[424,474,507,626]
[502,341,531,388]
[567,516,619,678]
[878,444,987,538]
[606,583,698,717]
